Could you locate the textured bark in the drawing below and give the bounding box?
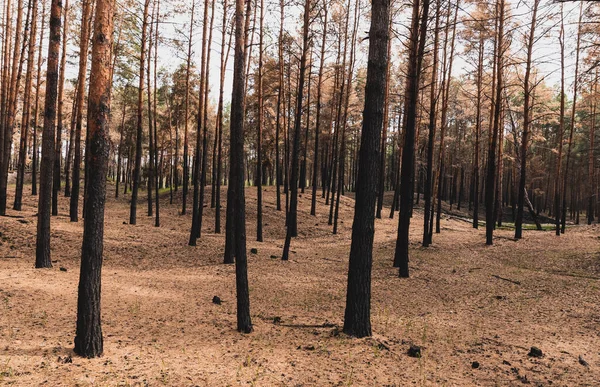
[53,0,69,216]
[181,0,195,215]
[310,2,328,217]
[256,0,264,241]
[129,0,150,225]
[560,4,583,234]
[485,0,504,245]
[394,0,429,276]
[36,0,62,268]
[343,0,388,338]
[422,1,440,247]
[515,0,539,239]
[189,0,210,245]
[0,0,25,215]
[14,0,38,211]
[32,0,46,196]
[70,0,93,222]
[228,0,252,332]
[215,0,231,234]
[282,0,311,260]
[473,33,483,229]
[555,9,566,236]
[74,0,114,358]
[197,0,215,238]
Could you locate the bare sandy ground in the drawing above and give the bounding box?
[1,182,599,386]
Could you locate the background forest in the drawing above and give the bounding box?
[1,0,600,384]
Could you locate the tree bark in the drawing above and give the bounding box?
[35,0,62,268]
[343,0,388,338]
[74,0,114,358]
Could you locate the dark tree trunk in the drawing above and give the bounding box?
[74,0,114,358]
[282,0,311,260]
[485,0,504,245]
[515,0,539,239]
[36,0,62,268]
[129,0,151,225]
[53,0,69,216]
[228,0,252,332]
[394,0,429,276]
[70,0,93,222]
[343,0,389,338]
[14,0,38,211]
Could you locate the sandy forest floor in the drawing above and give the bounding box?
[1,182,600,386]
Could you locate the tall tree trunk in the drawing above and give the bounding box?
[189,0,210,245]
[343,0,389,338]
[215,0,231,234]
[393,0,429,276]
[14,0,38,211]
[196,0,216,240]
[555,7,566,236]
[588,71,597,225]
[53,0,69,216]
[256,0,264,241]
[74,0,114,358]
[282,0,311,260]
[375,15,392,220]
[485,0,504,245]
[515,0,539,239]
[0,0,25,215]
[35,0,62,268]
[181,0,195,215]
[146,0,156,218]
[31,0,46,196]
[561,4,583,234]
[473,32,483,229]
[310,1,328,216]
[227,0,252,333]
[152,0,161,227]
[422,0,440,247]
[129,0,151,225]
[70,0,93,222]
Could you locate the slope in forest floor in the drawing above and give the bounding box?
[1,183,600,386]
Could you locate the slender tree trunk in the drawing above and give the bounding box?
[129,0,151,225]
[196,0,216,239]
[561,4,583,234]
[189,0,210,245]
[394,0,429,276]
[52,0,69,216]
[152,0,161,227]
[0,0,26,215]
[182,0,195,215]
[422,1,440,247]
[216,0,231,234]
[515,0,539,239]
[588,71,597,224]
[70,0,93,222]
[14,0,38,211]
[255,0,264,241]
[227,0,252,332]
[473,33,483,229]
[311,2,328,216]
[485,0,504,245]
[282,0,311,260]
[146,0,156,218]
[555,7,566,236]
[35,0,62,268]
[31,0,46,196]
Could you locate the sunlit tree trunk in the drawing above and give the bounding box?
[74,0,114,358]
